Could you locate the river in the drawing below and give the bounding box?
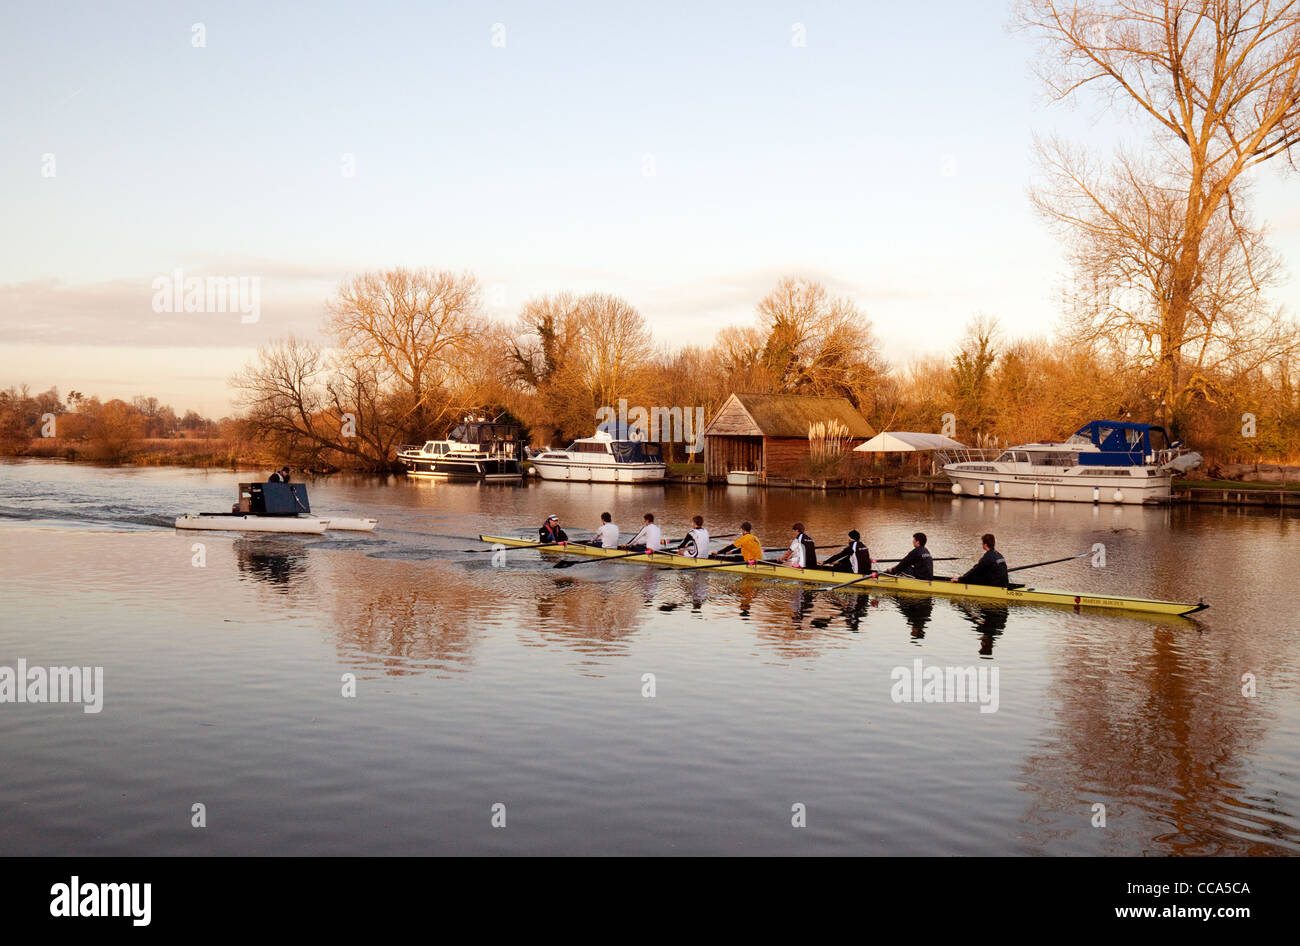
[1,458,1297,855]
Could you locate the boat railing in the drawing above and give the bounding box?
[936,447,999,466]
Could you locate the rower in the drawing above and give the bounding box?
[677,515,710,559]
[624,513,663,552]
[539,514,569,544]
[952,533,1009,586]
[888,532,934,580]
[780,522,817,569]
[588,511,620,549]
[823,530,871,574]
[715,522,763,564]
[268,466,291,483]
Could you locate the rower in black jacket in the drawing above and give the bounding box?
[823,530,871,574]
[538,514,569,544]
[952,533,1009,587]
[888,532,934,580]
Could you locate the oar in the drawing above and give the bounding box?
[552,548,648,569]
[1007,551,1090,573]
[948,550,1091,583]
[463,539,574,553]
[665,532,739,544]
[756,544,957,562]
[820,571,884,593]
[655,554,774,572]
[873,556,959,563]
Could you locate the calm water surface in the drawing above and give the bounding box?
[1,459,1297,855]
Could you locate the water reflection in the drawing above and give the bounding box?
[812,592,874,632]
[314,556,500,675]
[234,537,311,590]
[893,595,935,640]
[1019,624,1300,854]
[953,601,1010,656]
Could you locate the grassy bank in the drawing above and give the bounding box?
[1174,478,1300,491]
[21,438,256,469]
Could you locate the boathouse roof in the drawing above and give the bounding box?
[703,393,876,439]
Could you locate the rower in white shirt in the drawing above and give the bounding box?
[780,522,817,569]
[676,515,710,559]
[625,512,664,552]
[589,511,620,549]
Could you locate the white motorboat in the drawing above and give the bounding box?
[397,419,523,481]
[941,420,1201,504]
[175,513,329,533]
[530,426,667,483]
[174,481,379,533]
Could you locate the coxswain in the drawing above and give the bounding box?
[780,522,818,569]
[676,515,710,559]
[888,532,934,580]
[823,530,871,574]
[952,533,1009,586]
[715,522,764,564]
[539,514,569,544]
[268,466,291,483]
[624,513,664,553]
[588,511,620,549]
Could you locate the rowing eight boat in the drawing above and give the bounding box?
[479,534,1208,618]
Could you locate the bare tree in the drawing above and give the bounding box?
[231,336,402,470]
[326,268,484,434]
[1021,0,1300,428]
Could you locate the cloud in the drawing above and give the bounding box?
[0,265,336,347]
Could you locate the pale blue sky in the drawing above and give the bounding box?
[3,0,1299,415]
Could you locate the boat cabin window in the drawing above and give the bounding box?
[567,442,610,454]
[995,450,1031,463]
[1026,451,1076,466]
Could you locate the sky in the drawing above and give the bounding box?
[3,0,1300,416]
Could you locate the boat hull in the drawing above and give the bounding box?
[322,517,378,532]
[479,534,1206,617]
[176,514,328,534]
[944,468,1172,504]
[530,460,666,483]
[398,455,521,480]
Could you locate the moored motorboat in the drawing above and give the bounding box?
[397,419,523,481]
[941,420,1202,504]
[529,423,667,483]
[479,534,1207,618]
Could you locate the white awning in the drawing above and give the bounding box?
[853,431,966,453]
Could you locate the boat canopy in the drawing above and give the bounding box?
[853,431,966,453]
[611,441,663,463]
[448,421,519,444]
[1071,420,1175,466]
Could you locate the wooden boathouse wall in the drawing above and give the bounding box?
[702,393,876,483]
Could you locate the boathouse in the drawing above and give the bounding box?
[701,393,876,483]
